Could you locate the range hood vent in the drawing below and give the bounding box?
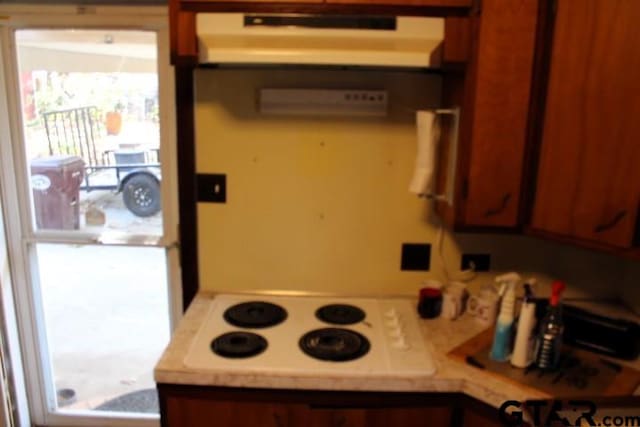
[196,14,444,68]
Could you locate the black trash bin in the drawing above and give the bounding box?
[30,155,85,230]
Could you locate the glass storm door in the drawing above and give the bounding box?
[0,7,180,427]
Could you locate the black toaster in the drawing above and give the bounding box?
[534,302,640,360]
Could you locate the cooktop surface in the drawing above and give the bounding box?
[183,294,436,377]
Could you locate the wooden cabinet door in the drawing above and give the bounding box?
[462,0,539,227]
[531,0,640,247]
[463,407,503,427]
[163,397,308,427]
[437,0,539,229]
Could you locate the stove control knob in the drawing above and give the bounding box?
[385,317,401,328]
[392,337,410,351]
[388,327,403,338]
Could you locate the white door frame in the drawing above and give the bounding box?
[0,5,181,426]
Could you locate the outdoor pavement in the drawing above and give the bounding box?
[79,186,162,236]
[36,191,169,412]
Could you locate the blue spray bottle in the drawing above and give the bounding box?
[489,272,521,362]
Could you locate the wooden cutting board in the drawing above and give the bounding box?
[448,328,640,398]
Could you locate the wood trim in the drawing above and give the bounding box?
[634,205,640,247]
[525,227,640,262]
[169,0,179,63]
[436,70,467,228]
[159,386,170,427]
[158,383,461,407]
[449,8,480,229]
[175,67,199,311]
[443,17,471,64]
[326,0,471,6]
[178,1,471,16]
[186,0,321,3]
[172,10,198,65]
[518,0,555,227]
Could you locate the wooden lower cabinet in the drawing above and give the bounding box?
[461,404,503,427]
[158,385,459,427]
[462,412,502,427]
[309,407,451,427]
[163,398,308,427]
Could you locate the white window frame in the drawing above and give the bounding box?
[0,4,181,426]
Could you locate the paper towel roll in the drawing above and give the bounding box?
[409,110,441,196]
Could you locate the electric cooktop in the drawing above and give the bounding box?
[184,294,436,377]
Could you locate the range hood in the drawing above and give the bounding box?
[196,14,445,68]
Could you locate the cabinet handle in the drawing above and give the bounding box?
[594,210,627,233]
[484,193,512,217]
[273,413,285,427]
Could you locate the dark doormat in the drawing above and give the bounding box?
[95,388,158,414]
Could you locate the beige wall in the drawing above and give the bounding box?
[194,68,639,306]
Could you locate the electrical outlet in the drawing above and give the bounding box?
[197,173,226,203]
[401,243,431,271]
[461,253,491,272]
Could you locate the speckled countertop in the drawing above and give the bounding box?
[154,292,640,409]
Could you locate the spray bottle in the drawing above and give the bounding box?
[489,273,521,362]
[511,279,537,368]
[534,281,566,370]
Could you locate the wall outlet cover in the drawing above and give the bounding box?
[401,243,431,271]
[461,253,491,272]
[197,173,226,203]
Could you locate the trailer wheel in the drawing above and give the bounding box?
[122,173,161,217]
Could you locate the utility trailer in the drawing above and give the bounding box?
[42,106,161,217]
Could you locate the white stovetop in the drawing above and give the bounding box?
[183,293,436,377]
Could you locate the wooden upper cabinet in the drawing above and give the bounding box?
[531,0,640,248]
[463,0,538,227]
[437,0,539,228]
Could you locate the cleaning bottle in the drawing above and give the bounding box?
[534,280,566,370]
[511,280,537,368]
[489,272,521,362]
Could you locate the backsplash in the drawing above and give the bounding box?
[194,68,444,295]
[193,68,638,307]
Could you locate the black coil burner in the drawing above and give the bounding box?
[299,328,370,362]
[211,331,268,358]
[315,304,366,325]
[223,301,287,328]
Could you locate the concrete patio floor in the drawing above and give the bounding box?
[36,191,170,412]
